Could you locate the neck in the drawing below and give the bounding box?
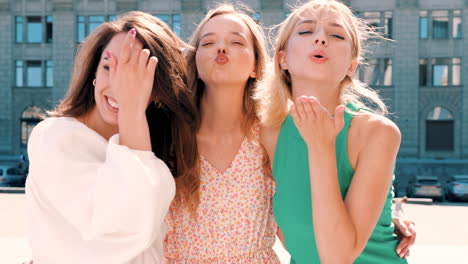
[78,107,117,141]
[199,83,245,135]
[292,78,342,114]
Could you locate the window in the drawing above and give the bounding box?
[155,14,182,36]
[432,11,449,39]
[46,16,53,43]
[27,16,42,43]
[452,58,461,86]
[76,15,114,42]
[16,61,24,87]
[27,61,42,87]
[15,16,53,43]
[357,11,393,39]
[21,106,44,146]
[357,58,393,87]
[453,10,462,38]
[429,58,461,87]
[89,16,105,35]
[426,107,454,151]
[420,11,428,39]
[16,16,23,43]
[15,60,53,88]
[419,59,428,86]
[46,60,53,87]
[420,10,462,40]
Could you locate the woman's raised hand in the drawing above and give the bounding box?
[290,96,345,150]
[107,28,158,116]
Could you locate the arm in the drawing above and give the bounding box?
[27,119,175,244]
[107,28,158,152]
[291,97,401,263]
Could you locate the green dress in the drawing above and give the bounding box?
[272,105,408,264]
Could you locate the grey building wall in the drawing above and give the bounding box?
[0,0,467,182]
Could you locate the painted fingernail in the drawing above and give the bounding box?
[130,28,136,35]
[396,248,401,254]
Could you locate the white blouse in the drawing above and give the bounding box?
[26,117,176,264]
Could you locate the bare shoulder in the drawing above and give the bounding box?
[351,111,401,148]
[259,124,282,162]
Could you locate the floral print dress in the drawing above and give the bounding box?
[164,128,279,264]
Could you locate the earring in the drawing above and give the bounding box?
[154,101,162,108]
[92,79,96,86]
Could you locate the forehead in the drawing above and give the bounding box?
[297,8,346,26]
[103,32,127,55]
[201,14,251,36]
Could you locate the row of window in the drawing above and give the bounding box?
[15,14,181,44]
[13,57,462,88]
[16,16,53,43]
[357,57,462,87]
[420,58,461,87]
[420,10,462,39]
[16,60,53,88]
[14,9,463,44]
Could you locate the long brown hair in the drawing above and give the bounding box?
[51,11,198,181]
[176,4,269,214]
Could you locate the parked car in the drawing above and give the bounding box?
[0,166,26,187]
[0,167,9,187]
[407,176,444,202]
[445,175,468,202]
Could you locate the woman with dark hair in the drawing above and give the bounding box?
[25,11,197,264]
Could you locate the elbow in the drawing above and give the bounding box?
[319,236,366,264]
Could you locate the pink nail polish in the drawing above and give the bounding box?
[130,28,136,35]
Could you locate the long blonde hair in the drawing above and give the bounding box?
[176,3,269,213]
[255,0,388,127]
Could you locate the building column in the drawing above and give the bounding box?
[461,1,468,158]
[393,0,420,157]
[51,0,75,103]
[0,0,13,154]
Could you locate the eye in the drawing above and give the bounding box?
[332,34,345,40]
[299,30,314,35]
[232,41,244,45]
[200,42,213,47]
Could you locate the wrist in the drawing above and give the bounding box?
[118,109,147,125]
[307,140,335,153]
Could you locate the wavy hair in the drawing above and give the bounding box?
[255,0,388,127]
[177,3,269,214]
[51,11,198,183]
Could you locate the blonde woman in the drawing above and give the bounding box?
[163,4,280,263]
[256,0,411,263]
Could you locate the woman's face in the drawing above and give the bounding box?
[195,14,257,88]
[92,32,143,127]
[280,10,358,86]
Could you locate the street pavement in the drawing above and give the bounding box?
[1,193,467,263]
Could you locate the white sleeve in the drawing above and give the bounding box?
[27,118,175,246]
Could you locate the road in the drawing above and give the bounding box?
[1,193,467,263]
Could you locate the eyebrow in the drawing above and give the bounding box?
[199,31,248,41]
[297,19,344,28]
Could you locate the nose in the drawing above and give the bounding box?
[313,29,328,46]
[217,41,227,54]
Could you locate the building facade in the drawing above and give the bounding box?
[0,0,467,183]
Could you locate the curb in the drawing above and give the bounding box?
[0,187,25,194]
